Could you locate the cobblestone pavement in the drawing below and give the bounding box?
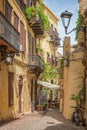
[0,109,86,130]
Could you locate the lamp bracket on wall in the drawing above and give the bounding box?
[0,45,15,64]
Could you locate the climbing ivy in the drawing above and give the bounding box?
[25,6,50,31]
[75,11,84,40]
[70,85,85,108]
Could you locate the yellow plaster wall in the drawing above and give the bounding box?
[40,6,59,62]
[0,0,35,121]
[0,63,14,121]
[63,49,85,119]
[45,6,58,28]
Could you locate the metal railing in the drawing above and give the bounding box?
[27,55,44,71]
[0,12,20,51]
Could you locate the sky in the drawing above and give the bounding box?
[44,0,79,54]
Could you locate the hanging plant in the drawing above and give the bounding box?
[25,6,50,31]
[36,43,43,53]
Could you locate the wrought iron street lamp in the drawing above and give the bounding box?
[60,10,87,41]
[60,10,73,34]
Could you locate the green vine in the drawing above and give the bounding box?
[25,6,50,31]
[40,63,59,82]
[75,11,84,40]
[36,43,43,53]
[70,85,85,108]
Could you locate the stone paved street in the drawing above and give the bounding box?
[0,109,86,130]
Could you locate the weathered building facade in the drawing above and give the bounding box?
[0,0,44,122]
[79,0,87,126]
[62,37,85,120]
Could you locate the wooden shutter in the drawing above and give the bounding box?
[5,1,12,22]
[28,32,32,55]
[24,29,26,53]
[20,21,24,51]
[20,21,24,45]
[20,21,26,52]
[22,0,27,5]
[27,0,32,7]
[32,0,36,6]
[14,12,19,31]
[32,38,34,55]
[8,72,14,106]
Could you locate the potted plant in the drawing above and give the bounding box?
[25,6,50,31]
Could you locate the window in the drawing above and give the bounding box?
[27,0,32,7]
[20,21,24,45]
[32,0,37,6]
[22,0,27,5]
[5,1,12,22]
[13,12,19,31]
[28,32,32,56]
[24,29,26,52]
[8,72,14,106]
[32,38,35,55]
[20,21,26,52]
[47,53,50,63]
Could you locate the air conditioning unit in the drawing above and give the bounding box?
[20,44,24,52]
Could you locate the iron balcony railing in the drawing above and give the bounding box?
[29,15,44,35]
[0,11,20,51]
[27,55,44,71]
[48,28,60,45]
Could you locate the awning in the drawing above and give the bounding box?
[37,80,60,90]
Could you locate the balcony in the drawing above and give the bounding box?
[47,57,58,66]
[0,11,20,52]
[25,6,50,35]
[29,15,44,35]
[48,28,60,46]
[27,55,44,74]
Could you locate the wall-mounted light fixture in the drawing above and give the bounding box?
[5,52,14,64]
[60,10,87,67]
[0,46,14,65]
[60,10,87,42]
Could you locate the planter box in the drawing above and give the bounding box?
[29,15,44,35]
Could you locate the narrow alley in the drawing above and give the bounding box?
[0,109,86,130]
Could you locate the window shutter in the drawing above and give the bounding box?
[32,0,36,6]
[14,12,19,31]
[28,32,32,56]
[32,38,34,55]
[8,72,14,106]
[24,29,26,53]
[20,21,24,52]
[5,1,12,22]
[27,0,32,7]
